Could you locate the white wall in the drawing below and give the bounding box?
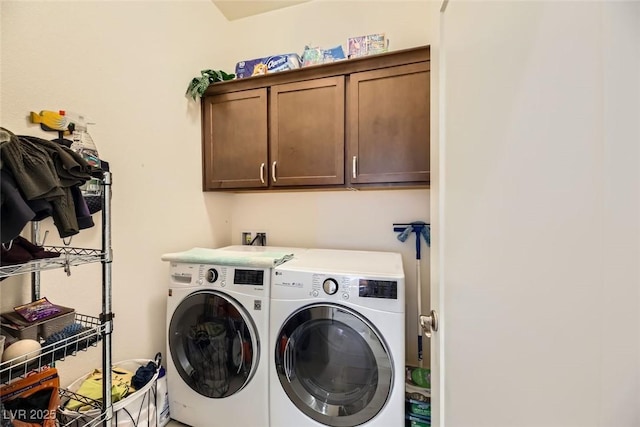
[0,0,431,384]
[440,1,640,426]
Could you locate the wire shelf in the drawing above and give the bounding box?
[0,246,105,279]
[0,314,104,384]
[58,389,103,412]
[58,407,109,427]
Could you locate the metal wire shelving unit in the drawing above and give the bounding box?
[0,171,114,427]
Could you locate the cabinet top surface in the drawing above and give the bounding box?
[204,44,430,96]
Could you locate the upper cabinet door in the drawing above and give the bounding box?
[202,88,268,190]
[270,77,345,187]
[348,62,430,185]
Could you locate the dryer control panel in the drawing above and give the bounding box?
[272,269,404,313]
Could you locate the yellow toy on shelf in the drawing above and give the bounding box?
[29,110,71,133]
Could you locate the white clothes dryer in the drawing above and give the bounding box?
[270,249,405,427]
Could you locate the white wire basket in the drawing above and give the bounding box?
[58,358,159,427]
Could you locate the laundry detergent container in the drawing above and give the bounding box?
[58,358,159,427]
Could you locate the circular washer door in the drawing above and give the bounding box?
[275,303,393,427]
[169,290,259,398]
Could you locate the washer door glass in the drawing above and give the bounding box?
[169,290,259,398]
[275,304,393,427]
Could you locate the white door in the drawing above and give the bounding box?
[434,2,640,426]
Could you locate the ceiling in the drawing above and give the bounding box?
[212,1,310,21]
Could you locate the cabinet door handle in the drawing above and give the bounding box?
[352,156,357,179]
[260,163,265,184]
[272,161,277,182]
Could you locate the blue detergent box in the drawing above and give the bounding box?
[235,53,302,79]
[301,45,346,67]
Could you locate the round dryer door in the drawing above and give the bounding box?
[275,303,393,427]
[169,290,259,398]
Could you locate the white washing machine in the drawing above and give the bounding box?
[270,248,405,427]
[165,246,303,427]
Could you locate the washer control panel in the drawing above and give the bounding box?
[205,268,219,283]
[322,278,338,295]
[170,263,271,296]
[199,265,228,287]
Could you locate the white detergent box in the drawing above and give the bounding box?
[235,53,301,79]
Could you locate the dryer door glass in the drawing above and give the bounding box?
[275,304,393,427]
[169,290,259,398]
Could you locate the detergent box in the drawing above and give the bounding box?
[405,366,431,426]
[301,45,346,67]
[235,53,302,79]
[348,33,389,58]
[405,366,431,403]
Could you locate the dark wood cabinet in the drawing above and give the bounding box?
[201,45,430,191]
[347,62,430,185]
[202,89,268,190]
[270,77,344,186]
